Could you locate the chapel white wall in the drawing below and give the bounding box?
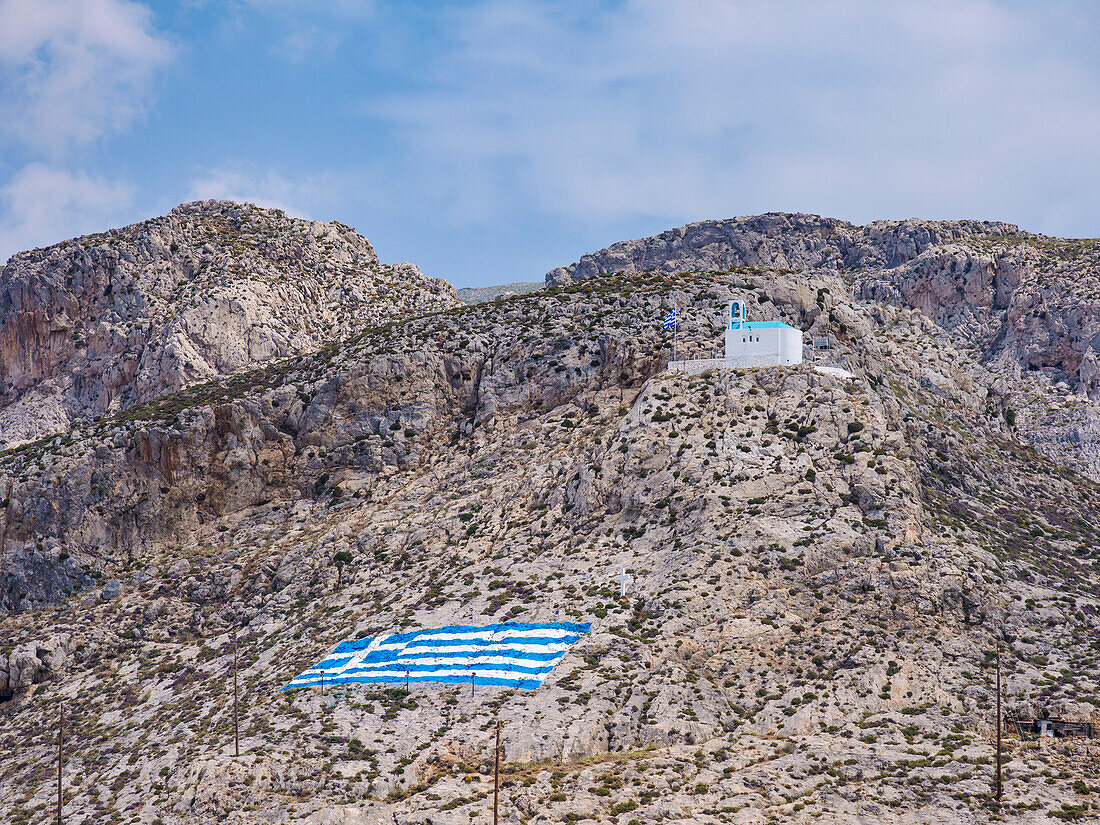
[723,326,803,367]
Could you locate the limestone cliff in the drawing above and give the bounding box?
[0,200,460,447]
[546,213,1020,285]
[1,264,1098,824]
[549,213,1100,478]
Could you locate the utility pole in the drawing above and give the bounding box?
[493,718,501,825]
[995,643,1003,802]
[57,700,63,825]
[233,634,240,759]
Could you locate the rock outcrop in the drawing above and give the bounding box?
[549,213,1100,477]
[0,220,1098,824]
[0,200,461,446]
[546,213,1018,285]
[546,214,1100,387]
[456,281,543,304]
[0,634,69,701]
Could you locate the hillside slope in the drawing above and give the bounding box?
[1,267,1098,824]
[549,214,1100,479]
[457,282,543,304]
[0,201,460,447]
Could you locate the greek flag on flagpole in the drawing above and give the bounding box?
[663,309,677,330]
[284,622,591,691]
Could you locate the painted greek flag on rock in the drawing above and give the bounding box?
[284,622,591,691]
[663,309,677,330]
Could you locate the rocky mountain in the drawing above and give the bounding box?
[0,200,460,448]
[550,213,1100,479]
[457,282,543,304]
[1,215,1099,825]
[546,213,1008,283]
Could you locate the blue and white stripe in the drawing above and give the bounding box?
[284,622,590,691]
[663,309,677,330]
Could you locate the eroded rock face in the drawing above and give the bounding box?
[546,213,1017,285]
[0,200,461,447]
[549,214,1100,483]
[2,206,1100,824]
[0,267,1098,824]
[1,269,1098,824]
[547,214,1100,397]
[0,635,69,700]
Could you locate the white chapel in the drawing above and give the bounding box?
[723,300,803,368]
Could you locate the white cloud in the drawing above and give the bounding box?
[243,0,373,16]
[235,0,375,60]
[362,0,1100,235]
[0,0,174,154]
[0,164,135,263]
[275,25,342,62]
[187,163,321,218]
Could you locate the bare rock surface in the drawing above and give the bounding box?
[549,212,1100,479]
[0,200,460,447]
[546,213,1018,286]
[457,282,543,304]
[0,265,1098,824]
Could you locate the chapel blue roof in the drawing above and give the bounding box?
[734,320,799,330]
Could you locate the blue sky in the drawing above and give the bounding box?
[2,0,1100,287]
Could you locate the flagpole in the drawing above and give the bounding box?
[233,633,240,759]
[57,700,63,825]
[493,718,501,825]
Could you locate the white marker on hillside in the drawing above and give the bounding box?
[613,567,632,598]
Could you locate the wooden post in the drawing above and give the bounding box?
[57,700,63,825]
[233,634,240,759]
[493,718,501,825]
[995,644,1002,801]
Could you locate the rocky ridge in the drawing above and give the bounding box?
[546,213,1021,287]
[457,282,543,304]
[549,213,1100,478]
[0,200,460,447]
[0,261,1098,824]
